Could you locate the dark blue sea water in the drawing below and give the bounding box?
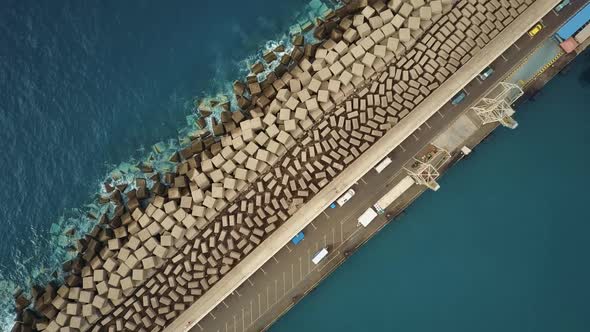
[272,52,590,332]
[0,0,330,328]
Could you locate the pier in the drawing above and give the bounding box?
[12,0,590,331]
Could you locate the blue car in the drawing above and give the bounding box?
[291,231,305,245]
[451,91,467,105]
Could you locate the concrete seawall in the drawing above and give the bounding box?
[167,0,560,331]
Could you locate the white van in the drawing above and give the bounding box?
[312,248,329,265]
[335,188,355,207]
[374,157,392,173]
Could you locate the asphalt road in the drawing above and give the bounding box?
[193,3,586,332]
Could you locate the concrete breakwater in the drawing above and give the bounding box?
[11,0,539,331]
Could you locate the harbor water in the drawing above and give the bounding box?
[1,0,589,330]
[272,51,590,332]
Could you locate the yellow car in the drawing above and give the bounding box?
[528,23,543,37]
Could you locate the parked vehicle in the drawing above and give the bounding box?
[528,23,543,37]
[312,248,329,264]
[291,231,305,245]
[478,66,494,80]
[373,176,415,214]
[554,0,570,12]
[374,157,393,174]
[358,207,378,227]
[332,188,355,208]
[451,90,467,105]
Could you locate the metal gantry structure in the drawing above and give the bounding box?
[471,81,524,129]
[405,144,450,191]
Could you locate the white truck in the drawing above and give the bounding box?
[374,157,392,173]
[373,176,415,214]
[335,188,355,207]
[312,248,329,265]
[357,208,379,227]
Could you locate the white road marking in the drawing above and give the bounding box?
[259,267,267,275]
[513,43,521,50]
[437,110,444,118]
[285,244,292,252]
[424,121,432,129]
[272,256,279,264]
[209,312,217,320]
[412,133,419,141]
[500,53,508,61]
[257,294,261,317]
[247,279,254,286]
[222,301,229,308]
[310,221,318,230]
[322,210,330,219]
[399,144,406,152]
[360,177,368,184]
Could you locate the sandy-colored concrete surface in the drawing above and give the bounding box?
[165,1,561,331]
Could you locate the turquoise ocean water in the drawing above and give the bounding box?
[272,52,590,331]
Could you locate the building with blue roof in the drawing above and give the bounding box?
[556,2,590,40]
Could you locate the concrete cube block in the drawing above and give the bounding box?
[305,97,319,111]
[399,28,411,42]
[295,108,308,120]
[357,23,371,38]
[362,53,376,67]
[343,28,359,43]
[361,6,375,18]
[317,90,330,103]
[352,63,365,77]
[391,14,405,29]
[328,79,341,93]
[289,79,301,93]
[279,108,291,121]
[399,3,413,17]
[317,68,332,81]
[350,45,366,59]
[339,71,353,86]
[408,16,421,30]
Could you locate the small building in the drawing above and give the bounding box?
[555,3,590,41]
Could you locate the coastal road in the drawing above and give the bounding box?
[190,2,586,332]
